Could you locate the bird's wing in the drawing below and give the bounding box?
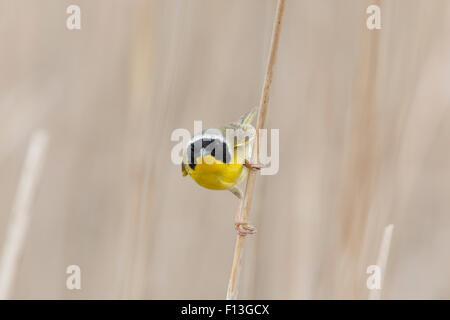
[220,123,255,150]
[220,107,257,148]
[219,108,257,162]
[238,106,257,125]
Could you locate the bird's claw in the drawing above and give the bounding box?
[235,222,257,236]
[244,160,264,171]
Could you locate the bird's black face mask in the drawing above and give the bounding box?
[187,136,231,170]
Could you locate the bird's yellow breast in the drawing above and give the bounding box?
[187,154,245,190]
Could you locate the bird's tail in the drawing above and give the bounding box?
[238,106,258,125]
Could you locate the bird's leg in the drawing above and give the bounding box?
[229,186,257,236]
[244,159,264,171]
[229,186,243,199]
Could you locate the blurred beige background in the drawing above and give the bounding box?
[1,0,450,299]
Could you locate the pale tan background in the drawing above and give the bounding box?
[1,0,450,299]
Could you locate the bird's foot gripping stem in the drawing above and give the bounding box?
[235,221,257,236]
[244,160,264,171]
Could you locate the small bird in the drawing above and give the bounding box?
[181,107,262,235]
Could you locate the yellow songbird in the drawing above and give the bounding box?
[181,107,261,215]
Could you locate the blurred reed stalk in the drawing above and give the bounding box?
[226,0,286,300]
[369,224,394,300]
[0,130,49,299]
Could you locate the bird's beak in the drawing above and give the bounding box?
[181,163,188,176]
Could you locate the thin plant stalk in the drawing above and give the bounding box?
[0,130,49,299]
[226,0,286,300]
[369,224,394,300]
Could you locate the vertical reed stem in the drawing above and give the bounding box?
[369,224,394,300]
[226,0,286,300]
[0,130,49,299]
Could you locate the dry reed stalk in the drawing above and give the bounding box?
[369,224,394,300]
[226,0,286,300]
[0,130,49,299]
